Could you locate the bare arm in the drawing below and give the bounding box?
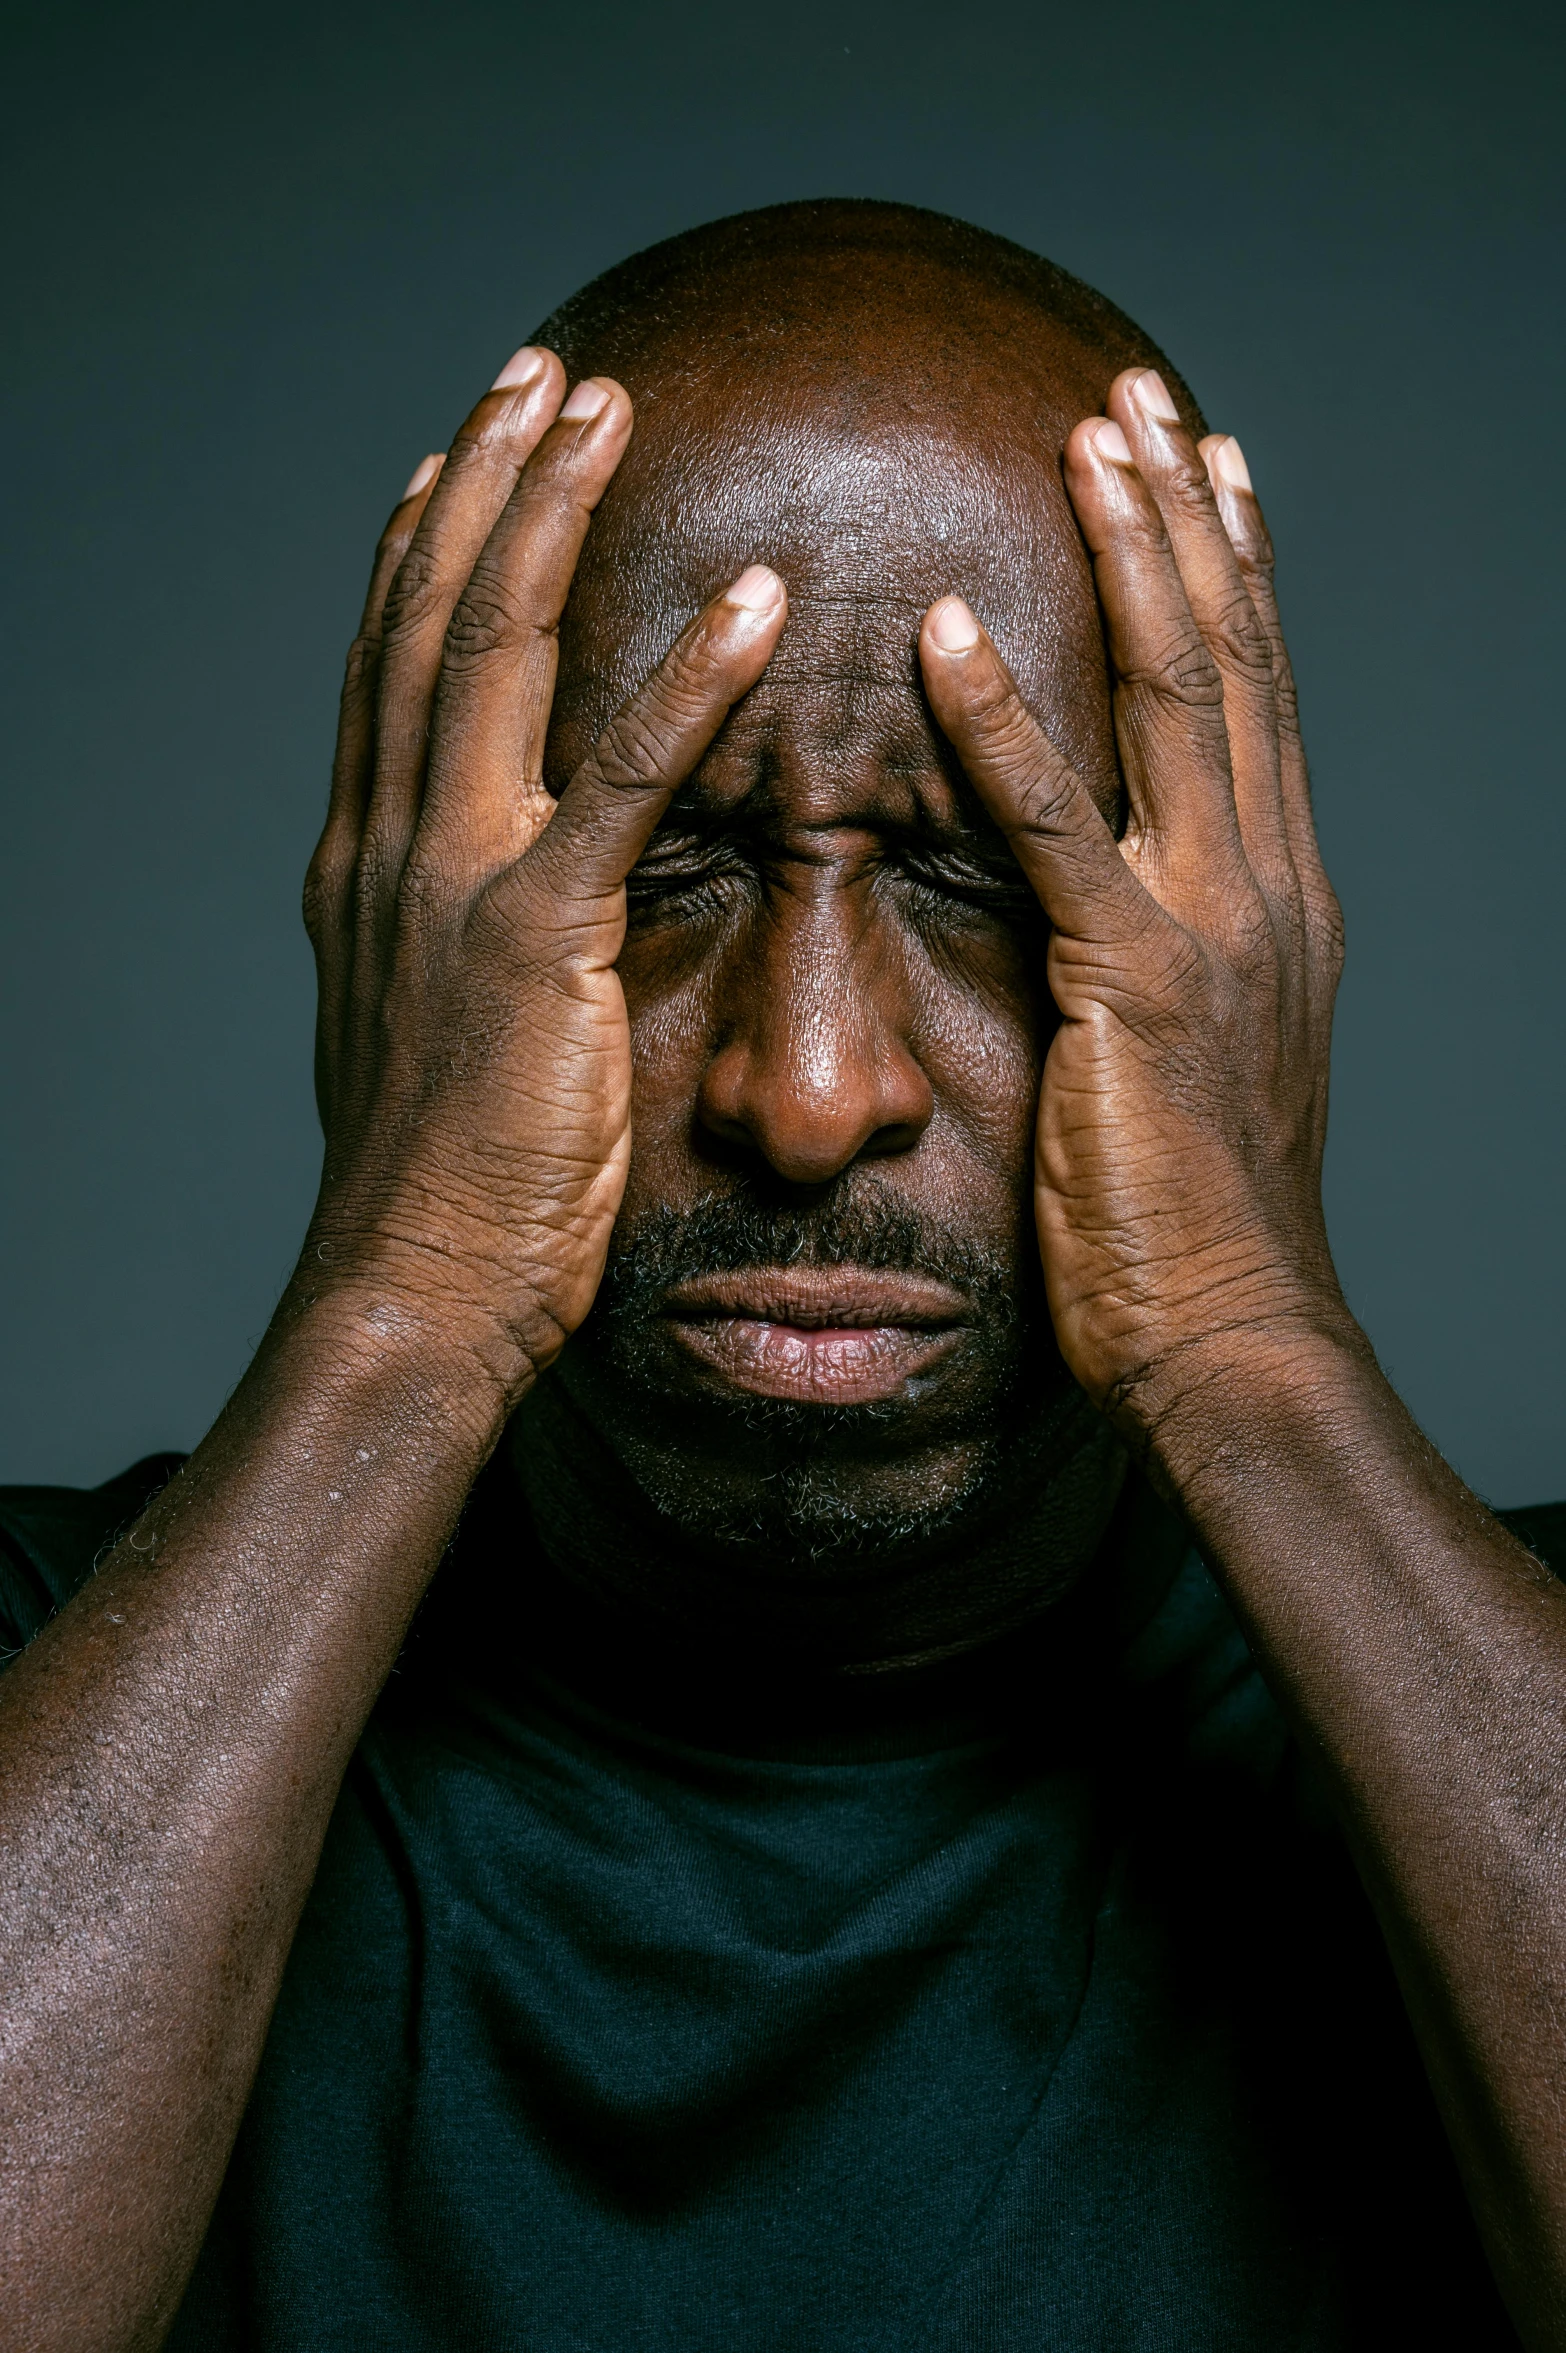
[0,355,785,2352]
[1154,1326,1566,2346]
[0,1293,506,2353]
[922,372,1566,2347]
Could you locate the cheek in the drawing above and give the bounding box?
[908,925,1051,1190]
[614,928,724,1219]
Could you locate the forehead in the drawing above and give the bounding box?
[546,345,1119,815]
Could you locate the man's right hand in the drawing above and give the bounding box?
[0,353,787,2353]
[300,349,786,1399]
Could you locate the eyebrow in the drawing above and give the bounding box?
[642,787,1022,873]
[661,729,1011,832]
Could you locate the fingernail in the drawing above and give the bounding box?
[927,596,981,653]
[560,379,611,422]
[490,346,546,391]
[1131,369,1180,424]
[400,453,442,501]
[1092,420,1134,465]
[1211,435,1253,493]
[723,564,783,614]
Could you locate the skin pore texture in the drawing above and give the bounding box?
[512,214,1178,1658]
[1,200,1565,2352]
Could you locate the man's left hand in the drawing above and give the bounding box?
[919,366,1353,1443]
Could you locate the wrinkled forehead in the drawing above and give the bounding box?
[547,382,1119,812]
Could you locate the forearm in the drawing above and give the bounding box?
[1143,1329,1566,2346]
[0,1272,518,2352]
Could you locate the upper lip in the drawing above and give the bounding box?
[659,1266,969,1330]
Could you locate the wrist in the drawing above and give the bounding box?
[298,1176,584,1404]
[1108,1307,1382,1504]
[271,1244,541,1446]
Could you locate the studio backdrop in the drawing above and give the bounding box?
[2,0,1561,1502]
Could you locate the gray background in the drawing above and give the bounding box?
[2,0,1561,1502]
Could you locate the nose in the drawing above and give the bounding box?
[696,876,934,1186]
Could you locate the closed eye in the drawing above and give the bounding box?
[893,847,1038,922]
[624,837,754,923]
[625,834,1041,931]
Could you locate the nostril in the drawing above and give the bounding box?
[863,1115,929,1158]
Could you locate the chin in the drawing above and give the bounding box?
[507,1345,1122,1671]
[613,1420,1011,1573]
[561,1313,1063,1570]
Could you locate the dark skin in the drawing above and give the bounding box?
[1,261,1564,2353]
[514,308,1133,1657]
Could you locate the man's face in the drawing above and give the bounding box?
[537,333,1122,1588]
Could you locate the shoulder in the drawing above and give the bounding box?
[0,1454,185,1654]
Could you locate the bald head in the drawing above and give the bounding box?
[536,200,1199,807]
[534,199,1188,411]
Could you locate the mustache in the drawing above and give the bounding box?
[594,1184,1029,1326]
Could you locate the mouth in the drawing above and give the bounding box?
[658,1266,971,1405]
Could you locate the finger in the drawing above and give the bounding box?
[1062,415,1253,916]
[412,377,637,879]
[510,565,788,930]
[1197,435,1330,904]
[319,453,445,869]
[917,596,1150,946]
[359,346,567,885]
[303,452,443,1121]
[1199,435,1344,1014]
[1110,371,1293,900]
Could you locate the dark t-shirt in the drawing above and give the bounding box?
[3,1455,1562,2351]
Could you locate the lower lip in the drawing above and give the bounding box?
[665,1316,961,1405]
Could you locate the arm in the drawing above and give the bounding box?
[1153,1319,1566,2343]
[0,356,785,2352]
[920,373,1566,2348]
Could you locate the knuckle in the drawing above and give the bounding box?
[1308,877,1346,970]
[1166,641,1223,706]
[340,632,379,702]
[1126,622,1223,710]
[591,700,685,790]
[380,544,448,648]
[442,569,543,669]
[955,671,1089,835]
[1209,590,1275,682]
[1225,892,1279,977]
[351,834,402,928]
[1014,757,1082,836]
[657,629,732,712]
[397,854,446,917]
[1273,669,1304,742]
[1237,547,1281,615]
[433,414,491,481]
[392,854,460,939]
[301,855,340,944]
[1161,452,1220,525]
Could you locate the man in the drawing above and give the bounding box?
[0,197,1562,2351]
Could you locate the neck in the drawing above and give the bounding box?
[502,1369,1130,1675]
